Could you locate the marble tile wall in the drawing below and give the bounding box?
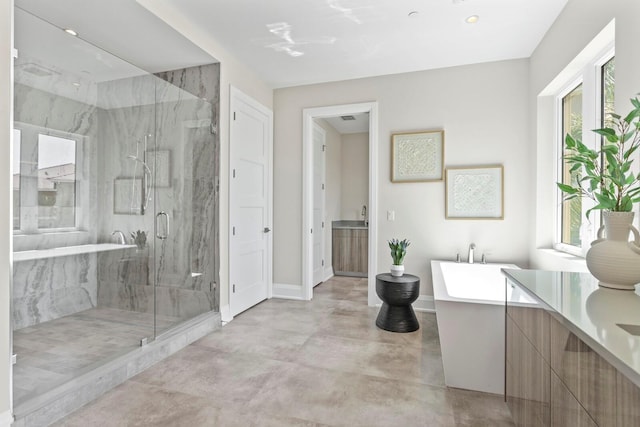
[96,63,220,321]
[13,57,220,330]
[13,254,97,330]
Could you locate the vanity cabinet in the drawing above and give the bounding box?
[332,227,368,277]
[505,274,640,427]
[506,303,550,426]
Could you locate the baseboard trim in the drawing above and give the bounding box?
[0,410,13,427]
[220,305,233,324]
[413,295,436,313]
[272,283,305,300]
[323,267,334,282]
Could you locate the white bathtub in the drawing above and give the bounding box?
[431,260,532,394]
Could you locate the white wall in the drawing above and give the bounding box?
[0,1,13,424]
[136,0,273,319]
[530,0,640,271]
[340,132,369,220]
[315,119,341,275]
[274,59,531,295]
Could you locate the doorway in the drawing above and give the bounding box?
[302,102,379,306]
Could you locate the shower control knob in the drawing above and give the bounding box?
[263,227,271,233]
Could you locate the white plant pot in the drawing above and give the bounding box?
[390,264,404,277]
[586,211,640,290]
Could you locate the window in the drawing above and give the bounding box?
[13,124,83,234]
[560,84,583,247]
[37,134,77,229]
[555,54,615,255]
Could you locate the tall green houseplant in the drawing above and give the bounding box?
[558,96,640,217]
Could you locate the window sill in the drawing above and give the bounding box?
[534,248,589,273]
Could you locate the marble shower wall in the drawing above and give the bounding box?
[96,63,220,322]
[13,54,101,329]
[12,57,220,329]
[13,254,97,330]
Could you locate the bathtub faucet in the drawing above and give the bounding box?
[468,243,476,264]
[112,230,126,245]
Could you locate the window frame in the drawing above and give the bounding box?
[13,121,87,235]
[553,47,615,257]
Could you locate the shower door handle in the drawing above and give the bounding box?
[156,211,170,240]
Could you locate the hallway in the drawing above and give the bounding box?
[55,276,513,426]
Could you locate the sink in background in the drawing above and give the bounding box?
[332,220,368,229]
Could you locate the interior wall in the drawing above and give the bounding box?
[136,0,273,320]
[0,1,13,423]
[315,119,341,276]
[274,59,531,295]
[529,0,640,271]
[340,132,369,220]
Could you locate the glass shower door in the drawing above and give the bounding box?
[151,66,219,337]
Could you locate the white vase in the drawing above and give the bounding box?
[390,264,404,277]
[586,211,640,290]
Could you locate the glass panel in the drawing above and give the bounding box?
[602,57,615,127]
[153,66,219,337]
[12,7,155,405]
[37,133,76,229]
[13,128,21,230]
[561,84,583,247]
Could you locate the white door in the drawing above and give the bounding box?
[312,123,326,286]
[230,87,272,316]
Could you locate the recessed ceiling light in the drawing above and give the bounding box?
[465,15,479,24]
[72,82,81,87]
[408,11,419,18]
[63,28,78,36]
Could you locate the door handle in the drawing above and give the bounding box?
[156,211,170,240]
[264,227,271,233]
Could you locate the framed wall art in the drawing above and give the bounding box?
[445,165,504,219]
[391,129,444,182]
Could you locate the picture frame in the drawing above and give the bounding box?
[445,165,504,219]
[149,150,171,188]
[113,178,142,215]
[391,130,444,182]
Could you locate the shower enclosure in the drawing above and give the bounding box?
[11,6,220,417]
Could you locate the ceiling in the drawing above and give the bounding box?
[14,0,568,89]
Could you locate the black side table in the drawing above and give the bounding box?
[375,273,420,332]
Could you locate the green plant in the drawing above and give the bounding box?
[388,238,410,265]
[131,230,147,249]
[558,96,640,218]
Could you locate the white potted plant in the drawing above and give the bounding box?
[388,238,410,277]
[558,96,640,289]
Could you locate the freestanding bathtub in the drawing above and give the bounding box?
[431,260,532,394]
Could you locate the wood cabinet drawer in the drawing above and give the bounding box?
[551,371,597,427]
[506,315,550,426]
[507,303,550,363]
[549,316,616,427]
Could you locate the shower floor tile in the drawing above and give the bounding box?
[12,307,181,404]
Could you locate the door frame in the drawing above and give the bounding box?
[311,121,326,286]
[302,102,379,306]
[228,86,273,316]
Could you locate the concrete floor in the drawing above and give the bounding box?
[53,276,514,426]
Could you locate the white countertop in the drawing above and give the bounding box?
[502,268,640,388]
[14,243,137,262]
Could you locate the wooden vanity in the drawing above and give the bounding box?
[332,220,368,277]
[503,269,640,426]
